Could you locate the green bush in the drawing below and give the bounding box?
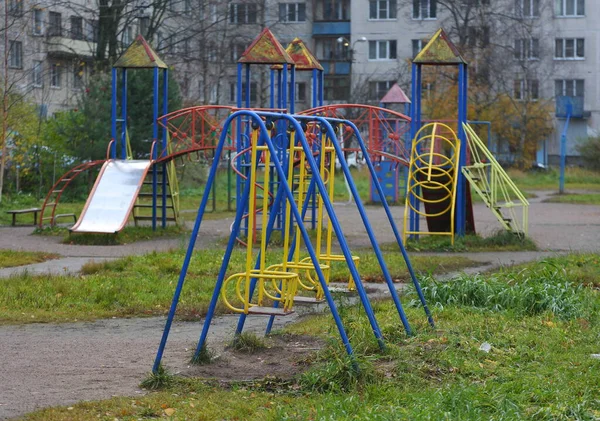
[576,136,600,170]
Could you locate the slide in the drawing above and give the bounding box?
[71,160,152,233]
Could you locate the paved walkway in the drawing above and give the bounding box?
[0,191,599,419]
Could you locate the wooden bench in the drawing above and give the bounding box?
[6,208,42,226]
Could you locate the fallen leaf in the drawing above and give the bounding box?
[164,408,175,416]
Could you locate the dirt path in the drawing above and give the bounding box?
[0,195,599,419]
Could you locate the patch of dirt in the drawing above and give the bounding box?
[183,334,324,382]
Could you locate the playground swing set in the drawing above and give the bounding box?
[34,28,530,369]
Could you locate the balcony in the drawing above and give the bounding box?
[555,96,589,119]
[47,36,96,59]
[312,21,350,36]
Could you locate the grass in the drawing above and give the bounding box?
[229,332,269,353]
[22,253,600,421]
[0,249,59,269]
[507,167,600,191]
[404,230,538,252]
[0,247,477,324]
[41,225,190,245]
[544,193,600,205]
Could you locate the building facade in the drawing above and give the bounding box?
[1,0,598,164]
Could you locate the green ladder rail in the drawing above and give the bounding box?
[461,123,529,236]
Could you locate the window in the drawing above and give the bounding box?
[412,39,426,58]
[468,26,490,48]
[368,40,397,60]
[324,76,349,101]
[279,3,306,22]
[555,79,584,97]
[139,17,149,37]
[231,44,246,62]
[210,4,218,22]
[515,0,539,17]
[206,44,217,61]
[229,82,258,103]
[370,0,396,19]
[514,38,539,60]
[555,38,584,59]
[50,63,62,88]
[32,61,43,87]
[412,0,436,19]
[48,12,62,37]
[229,3,257,24]
[33,9,44,35]
[184,0,191,12]
[73,62,84,90]
[315,38,351,60]
[295,82,306,102]
[513,79,539,100]
[369,80,394,100]
[122,26,133,46]
[8,41,22,69]
[8,0,23,16]
[157,31,164,50]
[555,0,584,16]
[70,16,83,40]
[318,0,349,20]
[86,20,98,42]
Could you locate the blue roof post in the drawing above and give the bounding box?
[151,66,159,231]
[319,70,324,106]
[409,63,422,238]
[121,68,128,160]
[245,63,251,108]
[235,62,244,235]
[111,68,117,159]
[289,64,296,114]
[270,69,275,108]
[161,68,168,228]
[456,63,468,237]
[311,68,317,108]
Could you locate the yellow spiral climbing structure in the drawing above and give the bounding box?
[403,122,461,244]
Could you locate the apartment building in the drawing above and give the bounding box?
[1,0,597,163]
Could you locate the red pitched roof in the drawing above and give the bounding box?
[380,83,411,104]
[239,28,295,65]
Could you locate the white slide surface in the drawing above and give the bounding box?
[71,160,152,233]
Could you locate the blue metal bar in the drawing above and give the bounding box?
[110,68,117,159]
[121,69,128,160]
[151,67,159,231]
[456,63,468,237]
[236,63,243,234]
[282,64,287,110]
[319,70,324,107]
[152,112,234,373]
[270,70,275,109]
[245,63,251,108]
[162,68,168,228]
[559,104,572,194]
[344,119,433,328]
[312,69,317,108]
[289,65,295,114]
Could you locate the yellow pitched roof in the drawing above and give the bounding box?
[239,28,295,65]
[114,35,168,69]
[413,28,466,65]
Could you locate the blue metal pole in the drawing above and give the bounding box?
[162,68,168,228]
[559,105,572,194]
[290,65,295,114]
[345,119,433,328]
[282,64,288,110]
[151,67,159,231]
[409,64,421,237]
[456,63,468,237]
[312,69,317,108]
[245,63,251,108]
[110,68,117,159]
[236,62,243,234]
[152,113,235,373]
[270,70,275,108]
[319,70,324,106]
[121,69,128,160]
